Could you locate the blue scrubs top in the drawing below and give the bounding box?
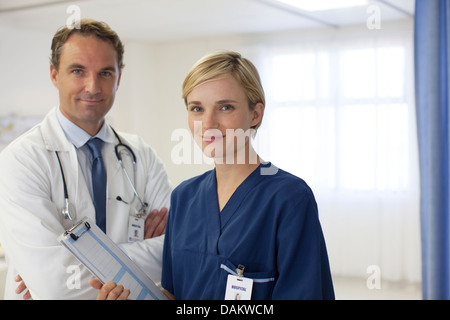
[161,162,334,300]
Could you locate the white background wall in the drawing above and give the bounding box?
[2,20,415,190]
[0,17,422,299]
[0,24,299,186]
[0,23,267,186]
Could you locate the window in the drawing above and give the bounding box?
[253,23,420,283]
[257,46,413,192]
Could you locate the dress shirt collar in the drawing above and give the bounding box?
[56,107,114,148]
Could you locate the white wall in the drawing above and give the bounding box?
[0,25,255,186]
[0,20,413,188]
[1,20,420,299]
[0,26,216,186]
[111,20,414,187]
[0,25,58,116]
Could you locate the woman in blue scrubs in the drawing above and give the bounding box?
[161,51,334,300]
[92,50,334,300]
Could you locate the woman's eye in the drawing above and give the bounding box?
[191,106,203,112]
[221,105,234,111]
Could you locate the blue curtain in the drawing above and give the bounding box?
[415,0,450,300]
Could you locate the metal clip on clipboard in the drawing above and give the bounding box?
[64,220,91,241]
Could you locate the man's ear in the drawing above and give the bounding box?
[50,64,59,88]
[116,71,122,89]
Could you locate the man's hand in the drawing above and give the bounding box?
[144,207,168,239]
[15,275,32,300]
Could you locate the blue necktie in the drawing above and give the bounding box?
[86,138,107,233]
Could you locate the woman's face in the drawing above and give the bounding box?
[186,75,263,162]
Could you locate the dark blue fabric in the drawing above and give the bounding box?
[86,138,107,233]
[415,0,450,299]
[161,163,334,300]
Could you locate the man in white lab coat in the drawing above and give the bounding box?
[0,19,172,299]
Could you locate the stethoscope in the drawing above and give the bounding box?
[56,127,148,221]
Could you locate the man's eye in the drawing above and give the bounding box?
[101,71,112,77]
[72,69,83,75]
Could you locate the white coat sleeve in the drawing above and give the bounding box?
[0,144,98,300]
[118,137,173,284]
[119,236,165,283]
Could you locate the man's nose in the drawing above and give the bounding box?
[85,74,101,94]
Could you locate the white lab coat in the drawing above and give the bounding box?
[0,107,172,299]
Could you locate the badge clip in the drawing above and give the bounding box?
[236,264,245,278]
[225,264,253,300]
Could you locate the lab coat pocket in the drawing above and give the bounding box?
[220,261,276,300]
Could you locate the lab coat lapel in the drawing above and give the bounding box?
[40,107,95,224]
[68,149,95,223]
[103,140,123,196]
[40,107,72,152]
[104,129,139,222]
[103,142,126,241]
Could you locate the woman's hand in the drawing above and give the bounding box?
[89,279,130,300]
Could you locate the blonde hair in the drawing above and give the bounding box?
[182,50,265,130]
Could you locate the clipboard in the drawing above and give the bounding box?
[58,216,168,300]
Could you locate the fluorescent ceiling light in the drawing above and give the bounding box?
[276,0,369,11]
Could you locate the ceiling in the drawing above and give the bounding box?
[0,0,415,42]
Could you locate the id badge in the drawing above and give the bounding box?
[128,216,144,242]
[224,275,253,300]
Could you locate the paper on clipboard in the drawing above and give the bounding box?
[58,216,167,300]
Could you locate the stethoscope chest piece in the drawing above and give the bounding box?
[62,198,76,221]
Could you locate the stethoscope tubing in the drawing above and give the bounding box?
[56,126,146,221]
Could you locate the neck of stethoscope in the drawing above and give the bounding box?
[56,126,147,220]
[116,152,148,211]
[110,126,122,145]
[110,126,148,214]
[55,152,74,220]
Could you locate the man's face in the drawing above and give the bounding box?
[50,33,121,136]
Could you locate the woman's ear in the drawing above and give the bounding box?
[251,102,265,128]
